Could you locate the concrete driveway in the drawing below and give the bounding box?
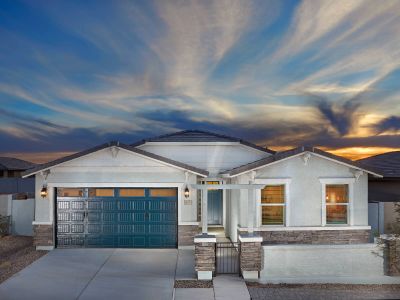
[0,249,178,300]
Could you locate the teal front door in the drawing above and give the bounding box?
[208,189,223,225]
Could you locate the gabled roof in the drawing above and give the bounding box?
[358,151,400,178]
[22,141,209,178]
[0,157,36,171]
[131,130,275,154]
[222,146,382,177]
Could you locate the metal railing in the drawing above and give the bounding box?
[215,241,240,275]
[0,215,11,236]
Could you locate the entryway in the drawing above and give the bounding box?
[207,188,223,225]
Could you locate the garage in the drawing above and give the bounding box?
[56,187,177,248]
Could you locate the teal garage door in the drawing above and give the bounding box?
[56,187,177,248]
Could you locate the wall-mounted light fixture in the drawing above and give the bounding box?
[184,186,190,198]
[40,185,48,198]
[40,170,50,198]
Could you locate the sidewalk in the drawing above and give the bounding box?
[174,275,250,300]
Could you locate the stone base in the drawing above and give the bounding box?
[178,225,201,246]
[239,234,263,279]
[194,235,216,280]
[239,229,370,245]
[33,224,53,248]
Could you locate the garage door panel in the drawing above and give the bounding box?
[71,212,85,222]
[71,224,85,233]
[56,187,177,248]
[71,201,85,210]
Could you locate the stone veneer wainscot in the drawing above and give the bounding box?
[33,224,53,247]
[238,229,370,245]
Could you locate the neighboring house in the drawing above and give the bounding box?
[0,157,36,236]
[358,152,400,236]
[23,130,392,283]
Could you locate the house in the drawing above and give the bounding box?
[0,157,36,236]
[358,151,400,236]
[23,130,394,283]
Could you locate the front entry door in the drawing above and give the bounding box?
[208,189,223,225]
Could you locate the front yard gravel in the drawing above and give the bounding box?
[0,236,48,284]
[247,283,400,300]
[175,280,213,288]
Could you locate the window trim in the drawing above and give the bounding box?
[319,178,355,226]
[255,178,291,227]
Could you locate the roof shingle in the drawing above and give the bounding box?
[358,151,400,178]
[0,157,36,171]
[131,130,275,154]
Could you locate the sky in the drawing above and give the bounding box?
[0,0,400,163]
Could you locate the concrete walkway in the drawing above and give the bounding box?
[0,249,178,300]
[174,275,250,300]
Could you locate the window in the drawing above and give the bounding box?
[326,184,348,225]
[119,188,145,197]
[89,188,114,197]
[57,188,84,197]
[149,188,177,197]
[261,185,285,225]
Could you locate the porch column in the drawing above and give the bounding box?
[247,188,254,234]
[201,189,208,234]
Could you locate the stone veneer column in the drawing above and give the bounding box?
[239,234,263,280]
[194,234,216,280]
[382,236,400,276]
[33,223,54,250]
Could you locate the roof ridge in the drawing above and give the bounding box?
[130,129,275,154]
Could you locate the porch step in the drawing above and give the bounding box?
[213,275,250,300]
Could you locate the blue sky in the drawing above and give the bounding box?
[0,0,399,161]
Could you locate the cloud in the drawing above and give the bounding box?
[373,116,400,134]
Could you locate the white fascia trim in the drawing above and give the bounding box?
[32,221,53,225]
[228,151,382,178]
[140,142,240,146]
[229,153,305,178]
[311,152,382,178]
[238,226,371,231]
[24,146,207,178]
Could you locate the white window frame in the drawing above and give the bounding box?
[319,178,355,226]
[255,178,291,227]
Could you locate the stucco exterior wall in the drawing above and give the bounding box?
[234,153,369,230]
[139,143,270,176]
[261,243,388,283]
[33,148,200,224]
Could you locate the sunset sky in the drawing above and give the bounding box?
[0,0,399,163]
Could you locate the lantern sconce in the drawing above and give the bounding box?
[40,170,50,198]
[40,185,48,198]
[184,186,190,198]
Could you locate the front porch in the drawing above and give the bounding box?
[191,182,265,280]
